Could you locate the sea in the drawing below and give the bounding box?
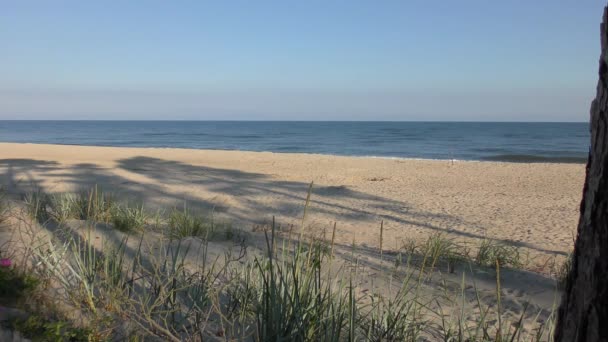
[0,121,589,163]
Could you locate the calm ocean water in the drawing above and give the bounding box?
[0,121,589,163]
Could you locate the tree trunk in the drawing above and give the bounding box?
[555,6,608,341]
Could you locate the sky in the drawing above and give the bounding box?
[0,1,605,121]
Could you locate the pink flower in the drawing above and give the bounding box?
[0,259,11,268]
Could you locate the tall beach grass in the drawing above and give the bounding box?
[4,186,558,340]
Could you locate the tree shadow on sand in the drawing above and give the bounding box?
[0,157,563,326]
[114,157,568,257]
[0,157,568,259]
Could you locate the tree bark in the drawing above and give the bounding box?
[555,6,608,341]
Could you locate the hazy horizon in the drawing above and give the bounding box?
[1,1,605,121]
[0,119,589,123]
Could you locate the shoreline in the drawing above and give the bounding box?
[0,141,587,165]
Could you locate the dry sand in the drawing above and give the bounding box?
[0,142,585,272]
[0,142,586,329]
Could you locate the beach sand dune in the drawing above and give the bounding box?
[0,143,584,273]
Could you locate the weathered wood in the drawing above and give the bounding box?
[555,5,608,341]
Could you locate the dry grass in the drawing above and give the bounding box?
[3,186,557,341]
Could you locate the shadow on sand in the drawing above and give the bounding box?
[0,157,561,324]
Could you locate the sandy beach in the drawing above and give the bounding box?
[1,2,601,338]
[0,142,585,270]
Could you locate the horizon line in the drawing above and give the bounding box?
[0,119,589,124]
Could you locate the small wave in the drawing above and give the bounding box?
[481,154,587,164]
[142,132,212,137]
[142,132,178,136]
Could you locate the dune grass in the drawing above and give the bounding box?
[396,233,525,276]
[48,192,79,224]
[421,232,459,273]
[0,241,93,341]
[110,203,148,233]
[73,186,116,222]
[0,187,8,225]
[45,188,149,233]
[0,265,38,300]
[475,239,523,269]
[555,253,572,290]
[24,188,51,224]
[168,206,210,238]
[8,186,557,340]
[11,314,94,342]
[27,186,116,225]
[168,205,232,240]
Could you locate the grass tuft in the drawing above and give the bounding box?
[475,239,523,269]
[362,275,424,340]
[110,203,147,233]
[0,187,9,224]
[49,192,80,224]
[167,205,230,239]
[168,206,209,238]
[24,189,51,224]
[422,233,458,272]
[556,253,572,290]
[74,186,115,222]
[11,314,95,342]
[250,222,350,341]
[0,266,38,300]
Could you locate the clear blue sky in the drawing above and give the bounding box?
[0,1,605,121]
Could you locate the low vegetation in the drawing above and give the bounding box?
[0,254,93,341]
[110,203,148,233]
[49,192,79,224]
[169,205,233,240]
[10,315,94,342]
[73,186,116,222]
[24,188,51,224]
[475,238,524,269]
[25,186,116,225]
[0,264,38,301]
[0,186,558,340]
[168,205,211,238]
[555,253,573,290]
[0,187,8,225]
[394,233,524,276]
